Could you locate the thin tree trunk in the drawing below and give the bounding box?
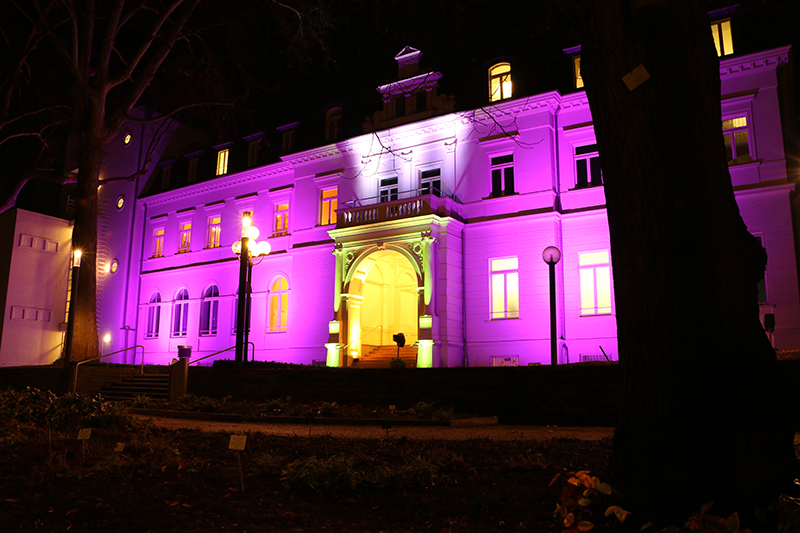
[579,0,796,521]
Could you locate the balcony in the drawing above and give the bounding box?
[337,191,462,229]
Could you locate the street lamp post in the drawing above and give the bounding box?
[233,212,270,367]
[64,250,81,365]
[542,246,561,366]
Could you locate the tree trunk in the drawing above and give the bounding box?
[579,0,796,522]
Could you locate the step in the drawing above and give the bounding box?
[100,373,170,399]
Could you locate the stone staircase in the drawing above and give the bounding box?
[100,373,170,400]
[353,345,417,368]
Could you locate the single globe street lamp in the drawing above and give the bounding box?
[232,212,271,367]
[542,246,561,366]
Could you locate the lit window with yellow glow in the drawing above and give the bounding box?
[574,56,583,89]
[321,188,338,226]
[152,228,165,258]
[579,250,612,315]
[490,257,519,319]
[207,215,221,248]
[711,19,733,57]
[216,149,229,176]
[489,63,512,102]
[178,222,192,253]
[268,276,289,332]
[274,203,289,236]
[722,116,751,165]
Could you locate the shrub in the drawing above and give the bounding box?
[282,456,359,493]
[318,401,340,418]
[389,357,407,369]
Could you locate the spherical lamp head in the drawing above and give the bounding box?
[542,246,561,265]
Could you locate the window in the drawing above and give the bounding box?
[207,215,221,248]
[216,149,229,176]
[325,108,342,143]
[379,177,399,203]
[247,140,260,167]
[711,19,733,57]
[268,276,289,332]
[282,130,295,155]
[755,236,767,304]
[579,250,612,315]
[321,188,338,226]
[416,91,427,113]
[575,144,602,188]
[274,203,289,236]
[123,131,132,145]
[490,257,519,319]
[146,292,161,338]
[420,169,442,197]
[722,116,751,165]
[395,95,406,118]
[490,154,514,197]
[161,166,171,190]
[178,222,192,253]
[489,63,512,102]
[573,56,583,89]
[172,289,189,337]
[116,195,125,210]
[152,228,165,258]
[109,259,119,274]
[188,158,198,183]
[200,285,220,336]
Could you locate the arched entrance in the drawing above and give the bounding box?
[341,248,421,364]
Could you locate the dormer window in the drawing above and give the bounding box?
[711,19,733,57]
[573,56,583,89]
[325,107,343,143]
[489,63,512,102]
[395,96,406,118]
[216,148,229,176]
[416,91,427,113]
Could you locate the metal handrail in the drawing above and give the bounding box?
[340,325,382,353]
[184,342,256,366]
[72,345,145,393]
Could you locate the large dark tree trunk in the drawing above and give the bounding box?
[579,0,796,522]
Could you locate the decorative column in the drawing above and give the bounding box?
[325,245,346,367]
[417,232,437,368]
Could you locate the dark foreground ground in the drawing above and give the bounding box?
[1,416,611,532]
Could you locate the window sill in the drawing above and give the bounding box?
[579,313,613,317]
[205,244,220,250]
[171,333,188,338]
[482,192,519,201]
[177,250,192,254]
[488,316,520,321]
[569,183,604,191]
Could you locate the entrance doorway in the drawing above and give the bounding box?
[347,249,419,359]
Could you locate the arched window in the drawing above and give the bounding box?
[146,292,161,338]
[200,285,220,336]
[172,289,189,337]
[489,63,512,102]
[267,276,289,332]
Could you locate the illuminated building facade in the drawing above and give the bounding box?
[1,32,797,368]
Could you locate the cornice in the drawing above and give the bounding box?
[719,45,791,77]
[143,164,292,206]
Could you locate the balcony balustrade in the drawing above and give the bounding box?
[337,191,461,229]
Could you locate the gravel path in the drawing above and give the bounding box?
[134,414,615,441]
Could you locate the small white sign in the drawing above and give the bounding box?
[389,405,396,411]
[77,428,92,440]
[229,435,247,451]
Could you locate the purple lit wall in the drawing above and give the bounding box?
[54,44,799,368]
